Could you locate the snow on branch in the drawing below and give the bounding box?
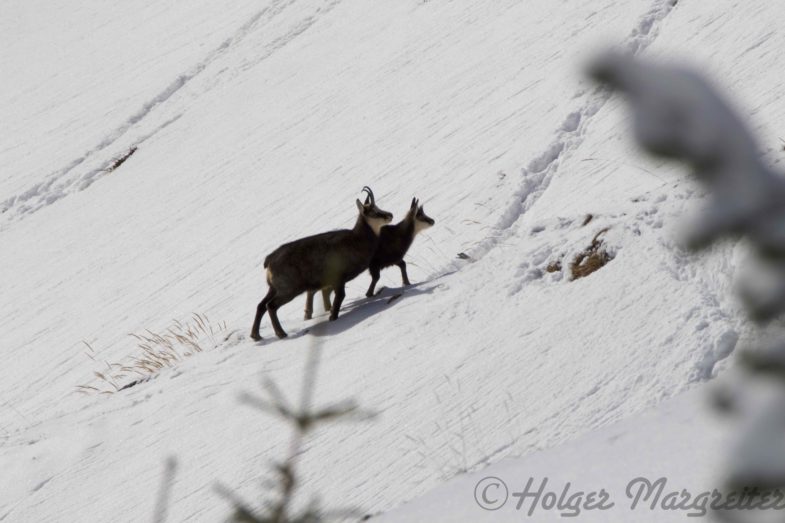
[590,50,785,520]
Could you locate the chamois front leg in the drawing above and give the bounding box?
[366,265,381,297]
[304,290,315,320]
[268,292,296,338]
[330,283,346,321]
[321,287,332,311]
[251,287,277,340]
[397,260,411,286]
[305,288,332,319]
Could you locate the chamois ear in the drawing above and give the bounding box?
[411,197,417,209]
[356,198,364,212]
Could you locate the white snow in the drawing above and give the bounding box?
[379,390,730,522]
[2,0,784,521]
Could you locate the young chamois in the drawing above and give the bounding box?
[366,197,435,296]
[250,187,393,340]
[303,197,435,317]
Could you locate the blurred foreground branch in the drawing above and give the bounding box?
[218,331,376,523]
[591,50,785,522]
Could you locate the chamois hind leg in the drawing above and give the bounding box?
[304,290,315,320]
[366,265,381,297]
[397,260,411,286]
[330,283,347,321]
[267,292,297,339]
[321,288,332,311]
[251,287,276,340]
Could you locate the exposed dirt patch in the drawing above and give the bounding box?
[106,146,138,173]
[546,260,562,273]
[570,227,613,280]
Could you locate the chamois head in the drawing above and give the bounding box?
[407,197,435,235]
[356,186,393,236]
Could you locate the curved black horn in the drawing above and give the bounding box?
[361,186,375,205]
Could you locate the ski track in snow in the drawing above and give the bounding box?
[0,0,342,230]
[466,0,679,263]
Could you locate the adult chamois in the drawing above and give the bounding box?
[250,187,393,340]
[303,197,435,318]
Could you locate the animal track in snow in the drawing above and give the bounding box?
[0,0,343,230]
[466,0,680,263]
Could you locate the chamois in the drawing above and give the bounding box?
[250,187,393,340]
[365,197,435,296]
[303,197,435,317]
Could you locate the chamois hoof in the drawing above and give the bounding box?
[329,315,339,322]
[365,291,374,298]
[304,312,313,320]
[275,331,288,339]
[250,332,262,341]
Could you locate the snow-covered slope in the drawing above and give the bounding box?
[380,390,730,522]
[2,0,782,521]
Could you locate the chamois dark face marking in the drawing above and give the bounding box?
[250,187,392,340]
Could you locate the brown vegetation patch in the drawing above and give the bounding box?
[546,260,562,273]
[77,313,227,394]
[570,228,613,280]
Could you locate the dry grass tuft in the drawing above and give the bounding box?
[77,313,228,394]
[570,227,613,280]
